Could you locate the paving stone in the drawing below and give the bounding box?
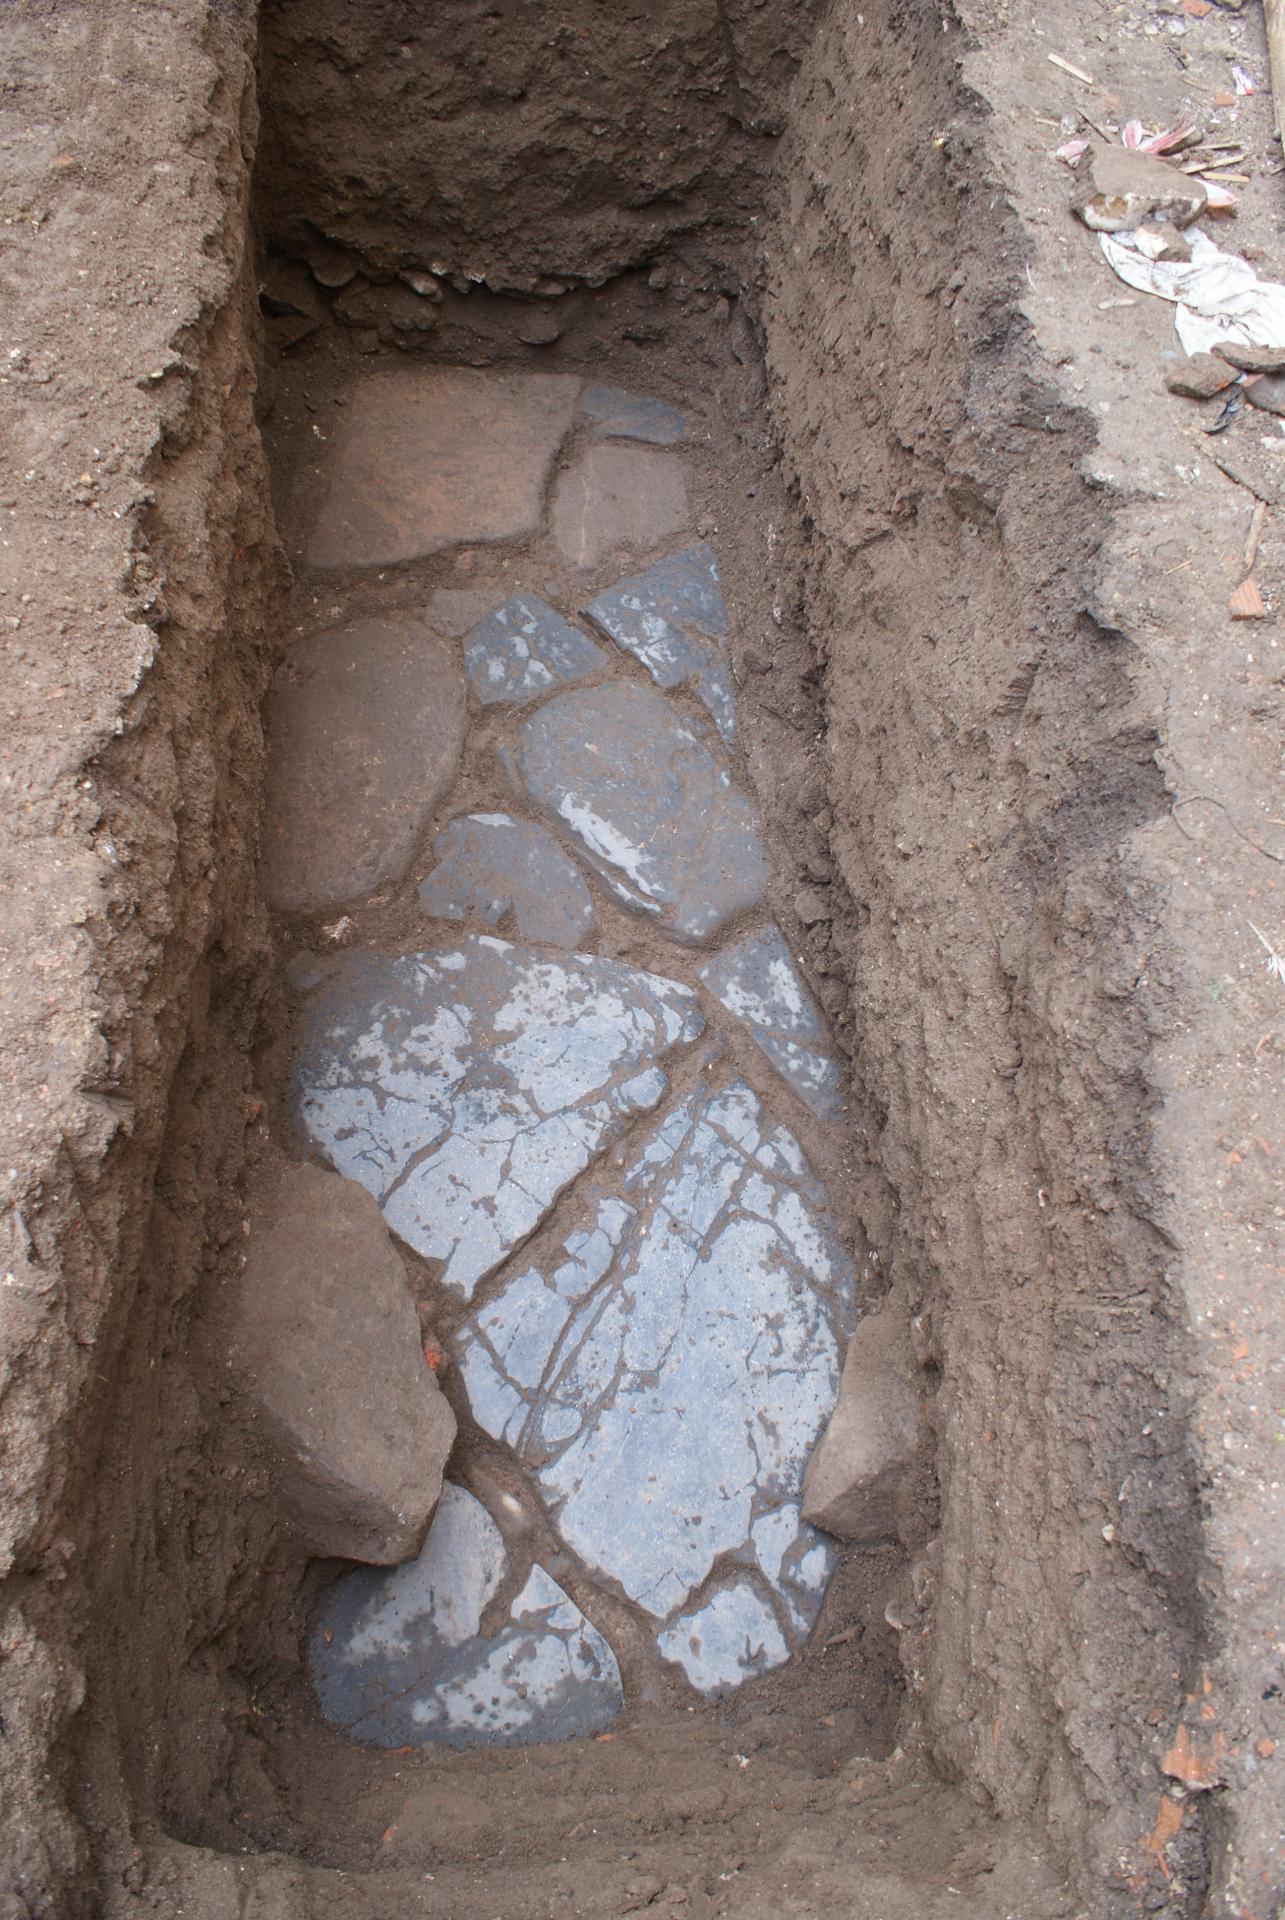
[463,593,606,707]
[551,444,689,572]
[294,938,703,1300]
[418,813,595,948]
[517,682,767,945]
[582,385,688,446]
[426,587,510,637]
[263,617,466,915]
[456,1080,847,1670]
[585,543,735,742]
[306,369,580,569]
[657,1581,789,1695]
[222,1164,456,1564]
[311,1484,622,1748]
[803,1303,927,1543]
[698,925,841,1118]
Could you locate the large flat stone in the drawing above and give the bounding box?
[294,939,703,1300]
[585,543,735,742]
[263,617,465,915]
[463,593,606,707]
[457,1081,847,1680]
[306,369,580,569]
[551,443,689,571]
[517,682,766,945]
[699,925,841,1118]
[582,385,688,446]
[418,813,595,948]
[311,1484,622,1748]
[223,1164,456,1564]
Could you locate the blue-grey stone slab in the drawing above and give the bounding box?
[311,1483,622,1748]
[582,385,687,446]
[456,1080,850,1680]
[294,938,703,1299]
[656,1581,789,1696]
[585,544,734,742]
[418,813,595,948]
[464,594,606,707]
[698,925,842,1119]
[518,682,766,945]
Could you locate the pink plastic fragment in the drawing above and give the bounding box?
[1122,118,1146,148]
[1056,136,1090,166]
[1232,64,1256,95]
[1202,180,1239,211]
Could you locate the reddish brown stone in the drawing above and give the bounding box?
[307,368,580,568]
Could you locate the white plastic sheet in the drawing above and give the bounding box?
[1099,229,1285,356]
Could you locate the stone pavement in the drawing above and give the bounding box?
[269,370,856,1747]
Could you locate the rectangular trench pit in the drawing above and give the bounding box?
[0,2,1228,1917]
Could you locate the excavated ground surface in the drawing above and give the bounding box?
[0,0,1282,1917]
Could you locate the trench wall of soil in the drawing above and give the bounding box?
[754,2,1206,1903]
[0,6,282,1915]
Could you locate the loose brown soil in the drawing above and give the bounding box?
[0,1,1281,1918]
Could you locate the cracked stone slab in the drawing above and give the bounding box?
[306,369,580,569]
[585,543,735,743]
[698,925,841,1118]
[456,1080,847,1678]
[418,813,595,948]
[517,682,766,945]
[293,938,703,1299]
[551,443,689,572]
[311,1484,622,1748]
[582,385,688,446]
[657,1581,789,1695]
[263,617,466,915]
[463,594,606,707]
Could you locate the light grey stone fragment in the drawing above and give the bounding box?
[582,385,688,445]
[657,1581,789,1695]
[457,1081,850,1667]
[699,924,842,1118]
[585,544,734,742]
[294,938,702,1299]
[418,813,595,947]
[311,1484,622,1748]
[518,682,766,945]
[222,1164,456,1564]
[463,594,606,708]
[803,1303,927,1543]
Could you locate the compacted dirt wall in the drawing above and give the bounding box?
[0,5,281,1915]
[755,2,1235,1912]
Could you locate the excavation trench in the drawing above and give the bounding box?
[0,2,1220,1917]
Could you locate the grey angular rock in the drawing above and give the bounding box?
[463,593,606,707]
[294,938,703,1300]
[803,1303,927,1543]
[457,1080,847,1667]
[699,925,841,1118]
[262,617,466,915]
[585,543,735,742]
[551,443,689,571]
[582,385,688,445]
[311,1484,622,1748]
[223,1164,456,1564]
[418,813,595,947]
[518,682,767,945]
[306,369,580,568]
